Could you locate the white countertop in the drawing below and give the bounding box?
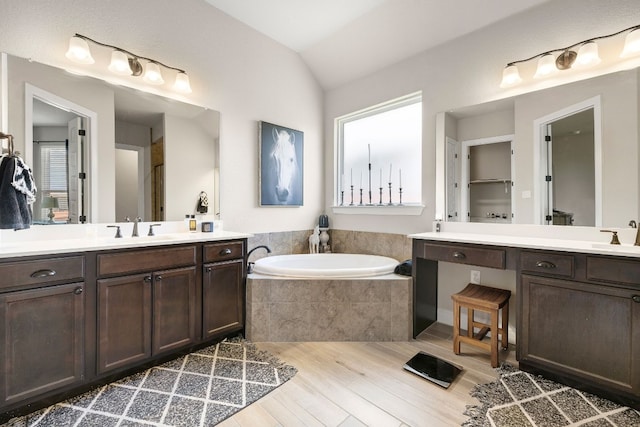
[410,222,640,258]
[0,221,252,259]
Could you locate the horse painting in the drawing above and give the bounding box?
[260,122,303,206]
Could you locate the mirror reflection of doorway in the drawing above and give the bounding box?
[32,98,88,224]
[538,103,599,226]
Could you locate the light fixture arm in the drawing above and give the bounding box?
[72,33,186,74]
[505,24,640,67]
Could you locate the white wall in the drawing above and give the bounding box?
[324,0,640,234]
[114,149,139,221]
[0,0,323,233]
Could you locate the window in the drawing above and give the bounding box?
[336,93,422,208]
[35,141,69,222]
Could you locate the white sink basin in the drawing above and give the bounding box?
[591,243,640,252]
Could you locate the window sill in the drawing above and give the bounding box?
[331,204,425,216]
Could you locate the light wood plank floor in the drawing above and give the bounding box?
[220,323,517,427]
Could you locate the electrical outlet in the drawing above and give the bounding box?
[470,270,481,284]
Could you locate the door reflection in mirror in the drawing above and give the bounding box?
[32,98,88,224]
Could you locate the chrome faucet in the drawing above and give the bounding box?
[126,216,142,237]
[246,245,271,273]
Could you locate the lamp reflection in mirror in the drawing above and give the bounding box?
[500,24,640,88]
[42,196,59,223]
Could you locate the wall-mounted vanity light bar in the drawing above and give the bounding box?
[500,24,640,88]
[65,33,192,93]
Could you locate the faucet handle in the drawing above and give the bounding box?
[107,225,122,238]
[148,223,162,236]
[600,229,621,245]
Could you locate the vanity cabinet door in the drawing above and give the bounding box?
[0,282,84,406]
[152,266,197,355]
[97,274,152,374]
[202,260,244,339]
[521,274,640,397]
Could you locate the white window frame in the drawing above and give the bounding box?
[333,92,424,215]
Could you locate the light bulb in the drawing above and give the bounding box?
[143,62,164,85]
[575,41,601,67]
[108,50,133,75]
[500,65,521,88]
[533,54,557,78]
[173,72,192,93]
[621,28,640,58]
[65,36,94,65]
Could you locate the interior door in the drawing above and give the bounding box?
[66,117,86,224]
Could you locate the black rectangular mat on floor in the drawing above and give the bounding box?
[403,351,462,389]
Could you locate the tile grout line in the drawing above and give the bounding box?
[199,341,220,427]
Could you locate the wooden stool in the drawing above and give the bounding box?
[451,283,511,368]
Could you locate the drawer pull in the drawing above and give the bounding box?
[452,251,466,259]
[30,269,56,278]
[632,295,640,303]
[535,261,556,269]
[219,248,232,256]
[74,287,83,295]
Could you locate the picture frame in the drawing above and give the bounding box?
[259,121,304,206]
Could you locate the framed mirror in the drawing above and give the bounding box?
[3,53,220,224]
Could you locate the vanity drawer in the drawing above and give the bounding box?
[422,243,505,269]
[204,241,244,263]
[98,245,196,277]
[520,251,575,278]
[586,256,640,287]
[0,256,85,291]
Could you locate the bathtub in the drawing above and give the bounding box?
[246,253,412,342]
[251,253,399,278]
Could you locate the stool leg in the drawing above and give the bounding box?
[453,301,461,354]
[501,302,509,350]
[490,309,499,368]
[467,308,474,338]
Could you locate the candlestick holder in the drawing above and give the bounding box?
[388,182,393,205]
[340,190,344,206]
[399,187,403,205]
[349,185,354,206]
[359,188,363,206]
[368,163,372,205]
[378,187,383,205]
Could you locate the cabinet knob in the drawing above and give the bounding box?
[535,261,556,269]
[74,287,83,295]
[205,267,212,273]
[156,275,163,281]
[632,295,640,303]
[144,276,152,282]
[452,251,466,259]
[30,269,56,278]
[219,248,232,256]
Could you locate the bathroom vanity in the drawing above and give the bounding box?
[411,225,640,409]
[0,229,248,421]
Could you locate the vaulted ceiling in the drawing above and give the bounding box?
[204,0,551,89]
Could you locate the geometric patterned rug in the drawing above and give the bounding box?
[3,337,297,427]
[463,364,640,427]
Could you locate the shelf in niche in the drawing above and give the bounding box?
[469,179,512,184]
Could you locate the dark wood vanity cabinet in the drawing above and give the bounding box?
[96,246,198,374]
[519,251,640,406]
[202,241,245,339]
[0,255,85,408]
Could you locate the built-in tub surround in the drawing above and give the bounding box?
[246,274,412,342]
[247,229,412,261]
